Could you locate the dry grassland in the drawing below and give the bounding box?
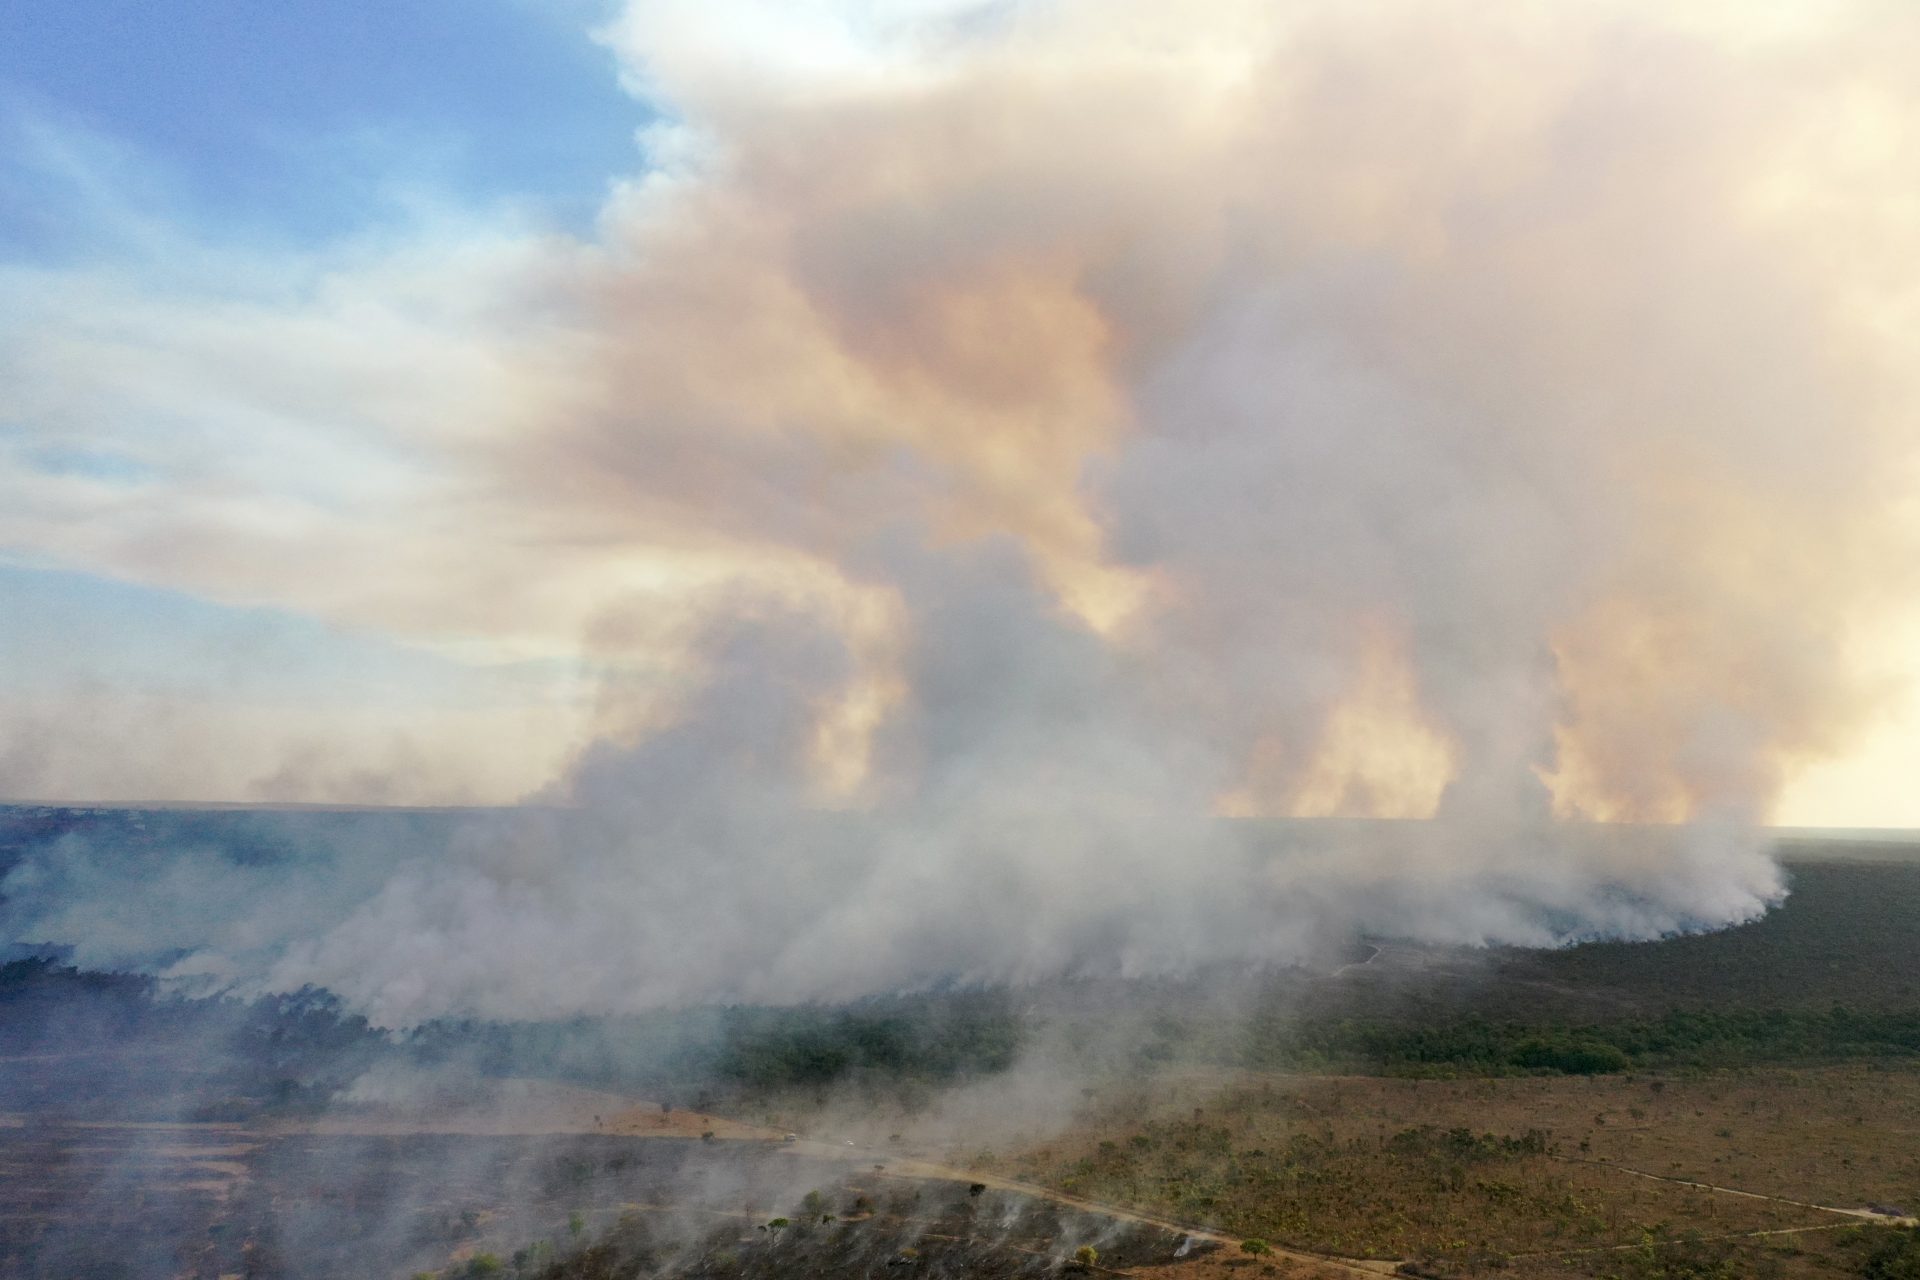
[1012,1066,1920,1278]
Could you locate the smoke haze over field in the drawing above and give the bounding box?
[3,1,1919,1020]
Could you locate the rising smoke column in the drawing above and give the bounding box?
[3,0,1917,1022]
[550,0,1918,825]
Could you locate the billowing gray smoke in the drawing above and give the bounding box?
[1,546,1785,1024]
[3,0,1917,1023]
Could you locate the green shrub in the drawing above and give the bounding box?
[1856,1226,1920,1280]
[1510,1036,1631,1075]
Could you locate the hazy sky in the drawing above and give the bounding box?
[2,0,1916,826]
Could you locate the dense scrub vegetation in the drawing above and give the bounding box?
[696,998,1022,1086]
[0,957,384,1117]
[1522,857,1920,1013]
[1846,1225,1920,1280]
[1238,860,1920,1078]
[401,991,1022,1097]
[1255,1005,1920,1077]
[1025,1113,1678,1264]
[0,956,1026,1119]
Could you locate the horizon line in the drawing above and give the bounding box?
[1,798,1916,840]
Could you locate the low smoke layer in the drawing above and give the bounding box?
[3,0,1918,1021]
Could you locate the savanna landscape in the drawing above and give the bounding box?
[6,810,1920,1280]
[7,2,1920,1279]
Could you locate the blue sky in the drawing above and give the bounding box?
[0,0,645,255]
[0,561,548,709]
[0,0,642,799]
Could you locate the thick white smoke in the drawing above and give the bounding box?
[4,551,1787,1026]
[3,0,1917,1022]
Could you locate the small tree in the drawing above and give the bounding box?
[1073,1244,1099,1268]
[1241,1239,1272,1256]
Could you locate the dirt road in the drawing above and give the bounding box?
[1551,1154,1920,1228]
[744,1131,1401,1276]
[260,1082,1404,1276]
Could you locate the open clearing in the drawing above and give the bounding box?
[1000,1064,1920,1277]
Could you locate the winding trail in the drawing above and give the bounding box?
[1549,1154,1919,1227]
[1509,1219,1859,1263]
[779,1137,1402,1277]
[239,1082,1920,1274]
[1329,943,1382,978]
[264,1083,1400,1275]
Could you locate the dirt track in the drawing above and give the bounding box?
[598,1097,1404,1277]
[1550,1153,1920,1227]
[277,1081,1401,1276]
[44,1077,1913,1278]
[852,1154,1399,1277]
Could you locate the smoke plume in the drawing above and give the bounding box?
[4,0,1918,1022]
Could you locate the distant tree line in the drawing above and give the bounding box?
[1253,1004,1920,1076]
[0,959,1028,1114]
[0,957,384,1118]
[694,996,1023,1087]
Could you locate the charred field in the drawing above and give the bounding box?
[0,1119,1216,1280]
